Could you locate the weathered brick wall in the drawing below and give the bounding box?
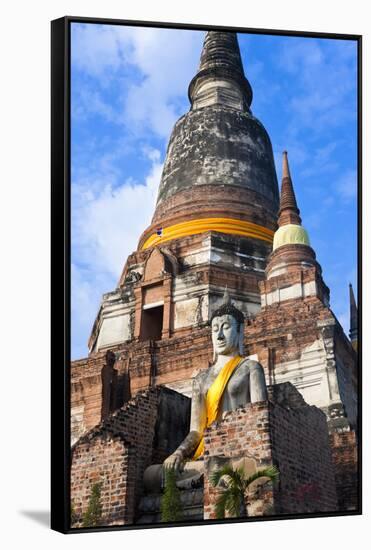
[153,329,212,388]
[269,402,338,514]
[70,386,190,527]
[71,388,159,527]
[71,342,154,443]
[71,352,107,437]
[330,431,358,511]
[203,401,273,520]
[203,387,338,520]
[244,298,358,432]
[71,436,130,526]
[245,297,332,371]
[334,333,358,430]
[71,329,211,442]
[151,388,191,464]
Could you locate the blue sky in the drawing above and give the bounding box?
[71,23,358,360]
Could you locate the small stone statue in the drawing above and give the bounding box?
[125,270,142,284]
[163,289,267,473]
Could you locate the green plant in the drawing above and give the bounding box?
[160,468,183,523]
[70,502,78,526]
[210,464,279,519]
[82,482,103,528]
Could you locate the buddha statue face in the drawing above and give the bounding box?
[211,314,240,357]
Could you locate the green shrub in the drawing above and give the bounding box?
[210,464,279,519]
[160,468,183,522]
[70,502,78,526]
[82,482,103,528]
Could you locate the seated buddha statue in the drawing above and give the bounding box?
[163,289,267,473]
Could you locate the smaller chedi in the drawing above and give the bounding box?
[164,288,267,471]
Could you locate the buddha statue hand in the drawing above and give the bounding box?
[163,449,186,473]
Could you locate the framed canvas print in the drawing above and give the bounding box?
[51,16,362,533]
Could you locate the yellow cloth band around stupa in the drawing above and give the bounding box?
[141,218,274,250]
[272,223,310,251]
[192,355,243,460]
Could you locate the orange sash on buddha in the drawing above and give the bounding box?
[192,355,243,460]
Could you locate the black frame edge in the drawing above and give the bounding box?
[357,35,362,515]
[51,15,362,533]
[51,16,71,534]
[63,15,362,41]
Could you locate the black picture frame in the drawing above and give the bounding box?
[51,15,362,534]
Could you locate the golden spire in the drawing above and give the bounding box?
[273,151,310,251]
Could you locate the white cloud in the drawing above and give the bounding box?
[71,23,130,77]
[71,151,163,359]
[72,87,117,122]
[279,40,324,74]
[71,23,205,357]
[299,142,339,179]
[72,150,162,279]
[313,141,338,162]
[336,169,357,201]
[72,23,204,137]
[277,38,357,132]
[71,263,108,359]
[121,27,204,137]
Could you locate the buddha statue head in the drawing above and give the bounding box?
[210,289,245,360]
